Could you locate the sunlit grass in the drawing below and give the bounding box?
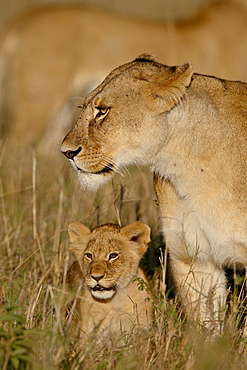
[0,143,247,369]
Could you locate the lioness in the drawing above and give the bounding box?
[66,221,153,346]
[61,54,247,331]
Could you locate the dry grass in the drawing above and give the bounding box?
[0,1,247,366]
[0,140,247,369]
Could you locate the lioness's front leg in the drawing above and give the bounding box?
[154,175,227,331]
[170,256,227,332]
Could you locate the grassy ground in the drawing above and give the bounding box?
[0,142,247,369]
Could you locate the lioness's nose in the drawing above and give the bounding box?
[62,147,82,160]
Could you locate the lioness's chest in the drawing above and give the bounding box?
[155,175,247,265]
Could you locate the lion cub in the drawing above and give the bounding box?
[66,221,153,346]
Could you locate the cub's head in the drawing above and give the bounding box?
[61,54,193,191]
[68,221,150,301]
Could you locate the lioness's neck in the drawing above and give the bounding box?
[152,76,229,179]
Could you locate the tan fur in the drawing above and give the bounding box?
[66,221,153,346]
[62,55,247,332]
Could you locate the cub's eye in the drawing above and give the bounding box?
[95,106,109,119]
[108,253,119,260]
[84,253,93,260]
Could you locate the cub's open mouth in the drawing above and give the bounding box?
[92,284,115,292]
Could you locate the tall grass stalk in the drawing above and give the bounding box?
[0,144,246,369]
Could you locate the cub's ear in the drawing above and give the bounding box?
[121,221,151,256]
[141,63,193,113]
[68,222,91,256]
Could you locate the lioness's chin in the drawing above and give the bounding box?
[91,289,116,300]
[77,171,113,191]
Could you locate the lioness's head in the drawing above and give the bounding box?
[68,221,150,300]
[61,54,193,190]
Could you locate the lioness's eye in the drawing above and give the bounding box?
[84,253,93,260]
[99,107,108,114]
[108,253,118,260]
[95,107,109,119]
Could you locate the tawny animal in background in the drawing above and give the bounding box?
[61,54,247,333]
[66,221,153,347]
[1,1,247,148]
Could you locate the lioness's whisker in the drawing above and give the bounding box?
[100,156,125,177]
[122,165,131,177]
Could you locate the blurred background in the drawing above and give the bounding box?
[0,0,247,151]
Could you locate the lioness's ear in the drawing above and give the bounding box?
[121,221,151,256]
[142,63,193,113]
[68,221,91,256]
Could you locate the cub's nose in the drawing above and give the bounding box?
[91,274,104,282]
[62,147,82,160]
